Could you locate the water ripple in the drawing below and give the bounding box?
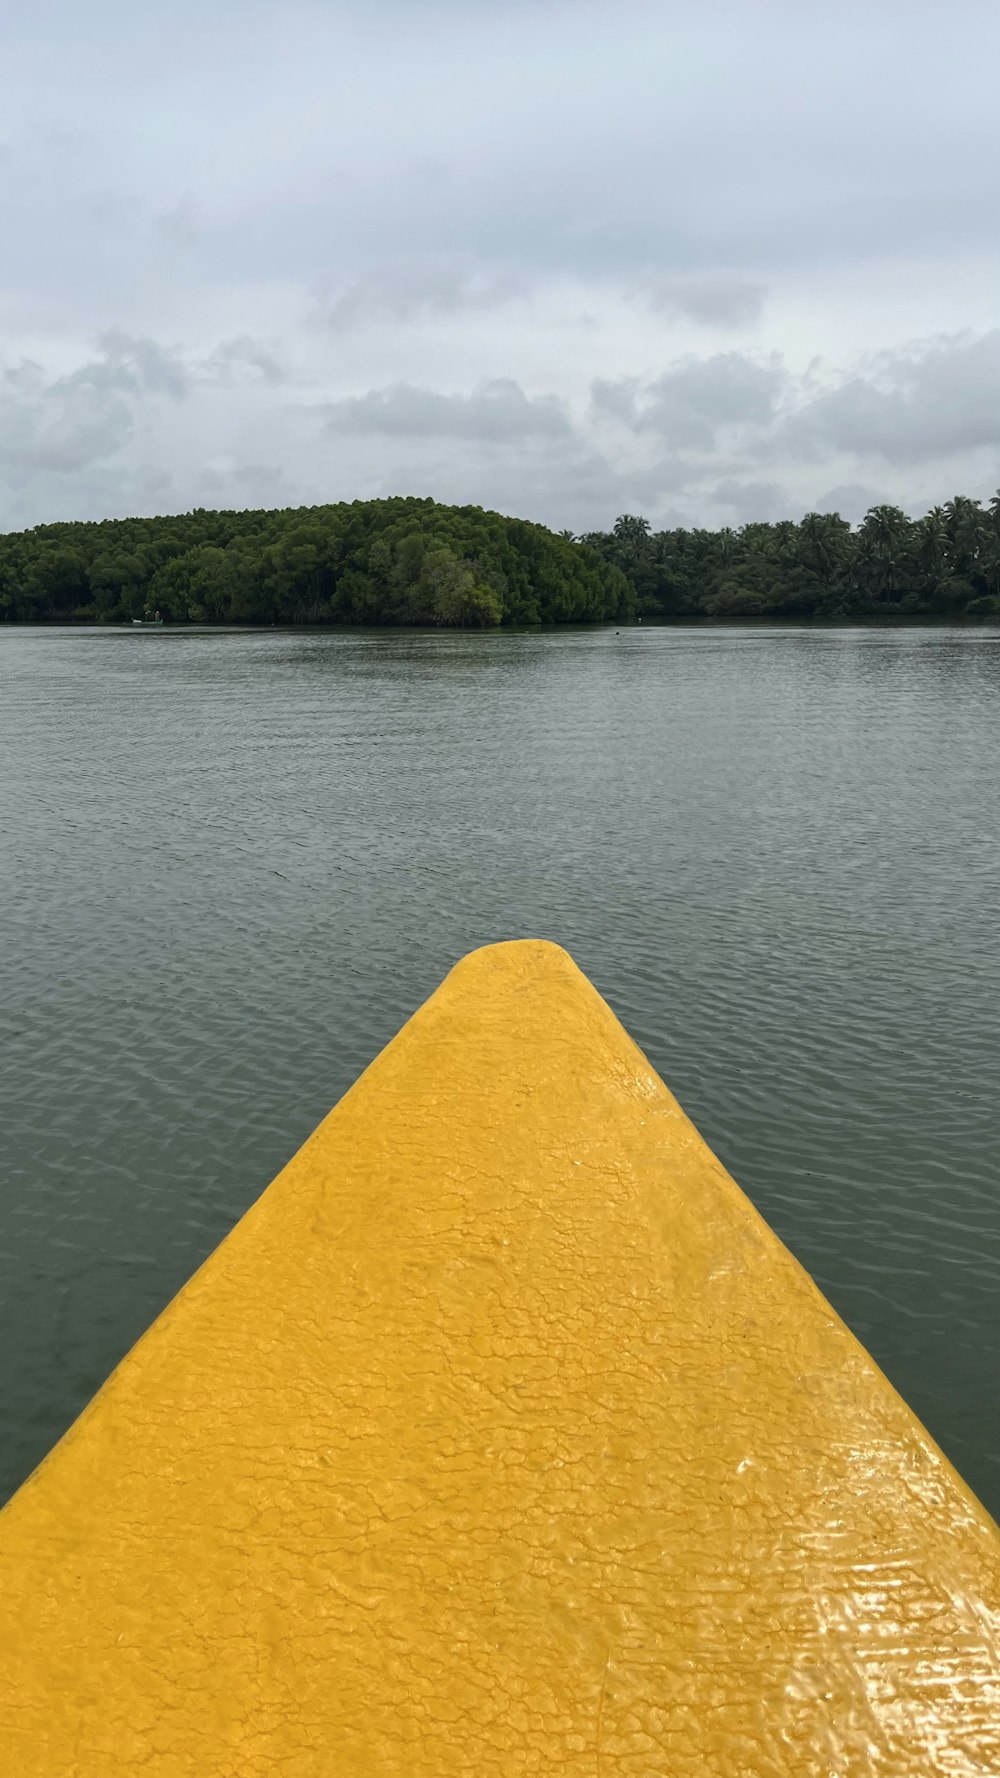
[1,624,998,1515]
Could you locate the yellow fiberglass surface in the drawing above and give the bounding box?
[0,939,998,1776]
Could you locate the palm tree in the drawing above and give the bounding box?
[942,496,985,582]
[980,492,1000,595]
[914,508,949,589]
[612,514,652,563]
[981,534,1000,598]
[857,505,911,600]
[717,526,736,569]
[799,512,850,578]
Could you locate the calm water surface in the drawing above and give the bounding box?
[2,625,998,1516]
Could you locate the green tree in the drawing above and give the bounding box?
[611,514,652,564]
[4,490,999,630]
[418,547,503,627]
[857,505,911,603]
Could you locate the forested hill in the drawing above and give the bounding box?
[0,498,632,627]
[3,492,1000,627]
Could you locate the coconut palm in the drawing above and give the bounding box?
[942,496,985,580]
[799,512,851,578]
[717,526,736,569]
[857,505,911,600]
[612,515,652,562]
[914,508,948,586]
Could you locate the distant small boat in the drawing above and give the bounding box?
[132,612,164,627]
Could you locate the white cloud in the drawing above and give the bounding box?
[1,0,999,532]
[323,380,571,442]
[203,336,286,385]
[0,331,187,478]
[593,355,785,448]
[711,478,791,522]
[315,259,527,330]
[780,331,1000,465]
[634,276,766,329]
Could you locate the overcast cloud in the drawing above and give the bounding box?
[1,0,999,532]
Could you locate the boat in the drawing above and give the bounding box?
[131,610,164,627]
[0,940,997,1774]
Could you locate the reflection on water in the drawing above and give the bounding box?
[1,624,999,1515]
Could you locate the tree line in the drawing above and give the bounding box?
[0,498,632,627]
[579,495,1000,622]
[2,492,999,627]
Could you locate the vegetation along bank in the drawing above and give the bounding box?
[2,492,1000,627]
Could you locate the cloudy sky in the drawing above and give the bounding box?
[2,0,999,534]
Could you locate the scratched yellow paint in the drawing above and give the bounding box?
[1,940,998,1775]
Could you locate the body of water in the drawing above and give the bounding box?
[2,624,998,1517]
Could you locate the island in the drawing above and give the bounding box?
[2,492,999,627]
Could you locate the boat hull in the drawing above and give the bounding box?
[0,940,997,1774]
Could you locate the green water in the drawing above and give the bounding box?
[2,624,998,1516]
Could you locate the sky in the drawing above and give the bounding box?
[2,0,1000,535]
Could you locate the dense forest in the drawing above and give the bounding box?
[0,498,630,627]
[580,495,1000,623]
[2,492,1000,627]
